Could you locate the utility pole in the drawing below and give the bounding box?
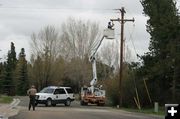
[110,7,134,107]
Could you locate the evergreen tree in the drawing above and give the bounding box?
[0,62,5,93]
[140,0,180,103]
[15,48,29,95]
[3,42,17,95]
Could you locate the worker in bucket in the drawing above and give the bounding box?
[108,21,114,29]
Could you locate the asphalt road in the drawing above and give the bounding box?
[10,97,163,119]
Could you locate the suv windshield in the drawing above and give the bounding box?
[40,87,54,94]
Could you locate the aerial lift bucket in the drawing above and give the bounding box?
[103,28,115,39]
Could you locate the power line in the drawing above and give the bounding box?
[0,7,120,16]
[128,24,139,58]
[0,6,116,13]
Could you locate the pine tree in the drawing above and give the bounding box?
[0,62,5,93]
[140,0,180,103]
[3,42,17,95]
[15,48,29,95]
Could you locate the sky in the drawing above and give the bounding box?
[0,0,179,62]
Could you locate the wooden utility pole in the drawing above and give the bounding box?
[110,7,134,107]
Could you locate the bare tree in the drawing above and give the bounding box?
[30,26,60,87]
[31,26,60,60]
[100,39,119,69]
[100,38,134,72]
[59,18,101,88]
[29,18,102,90]
[125,45,134,63]
[60,17,101,60]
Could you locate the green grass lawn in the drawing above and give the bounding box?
[0,95,13,104]
[121,107,165,116]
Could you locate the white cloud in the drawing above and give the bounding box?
[1,0,177,62]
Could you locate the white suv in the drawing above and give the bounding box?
[35,86,75,106]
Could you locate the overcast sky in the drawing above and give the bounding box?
[0,0,179,62]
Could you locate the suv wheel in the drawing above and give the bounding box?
[52,103,56,107]
[65,98,71,106]
[35,101,38,106]
[46,98,52,107]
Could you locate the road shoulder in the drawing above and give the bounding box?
[0,98,20,119]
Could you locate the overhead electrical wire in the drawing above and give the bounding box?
[130,25,138,55]
[126,23,139,60]
[0,6,117,13]
[0,6,110,10]
[125,7,138,58]
[125,7,138,57]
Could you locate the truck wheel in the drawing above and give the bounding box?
[46,98,52,107]
[97,103,105,106]
[81,101,88,106]
[65,98,71,106]
[80,100,84,105]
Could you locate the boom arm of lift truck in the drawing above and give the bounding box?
[89,36,106,94]
[89,27,114,94]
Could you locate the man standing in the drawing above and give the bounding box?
[27,85,37,111]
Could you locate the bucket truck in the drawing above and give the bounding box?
[80,26,115,106]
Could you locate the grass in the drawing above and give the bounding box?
[0,95,13,104]
[121,107,165,116]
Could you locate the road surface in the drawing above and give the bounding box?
[10,97,163,119]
